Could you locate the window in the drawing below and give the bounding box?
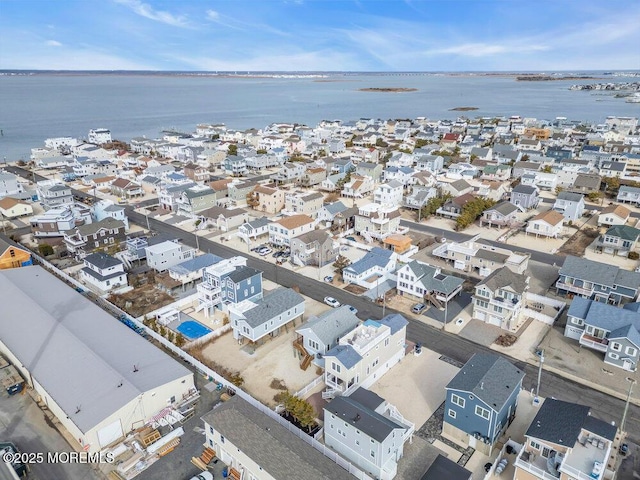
[370,450,375,458]
[385,338,389,347]
[451,394,465,408]
[220,435,225,444]
[332,362,341,373]
[542,447,551,458]
[475,405,490,420]
[571,317,584,326]
[209,426,214,434]
[611,342,622,352]
[625,346,637,356]
[9,249,15,257]
[355,440,360,446]
[609,352,619,360]
[476,299,488,309]
[448,409,456,419]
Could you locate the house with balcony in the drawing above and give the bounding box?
[222,155,247,176]
[564,297,640,371]
[294,306,360,369]
[237,216,270,242]
[343,247,397,289]
[272,162,306,184]
[145,238,196,272]
[555,255,640,305]
[229,287,305,343]
[514,398,617,480]
[396,260,464,308]
[510,184,539,210]
[320,173,346,192]
[332,158,355,175]
[183,162,210,183]
[110,178,143,199]
[167,253,222,288]
[595,225,640,257]
[480,201,521,228]
[404,185,437,211]
[521,171,558,191]
[432,234,530,276]
[341,174,375,198]
[283,191,323,218]
[36,181,73,210]
[0,171,24,197]
[526,210,565,238]
[415,154,444,173]
[63,217,126,259]
[356,162,383,182]
[553,191,585,223]
[597,204,631,227]
[374,181,403,205]
[175,185,218,217]
[323,314,408,399]
[290,229,336,267]
[567,173,602,196]
[354,203,401,241]
[227,180,257,207]
[443,353,525,455]
[324,388,414,480]
[251,185,285,214]
[617,185,640,205]
[79,252,127,293]
[268,214,315,246]
[158,181,197,211]
[473,267,529,331]
[436,193,477,219]
[383,166,416,186]
[201,396,354,480]
[30,204,91,238]
[300,167,327,187]
[198,206,248,232]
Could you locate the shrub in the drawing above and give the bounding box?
[38,244,54,257]
[628,251,639,260]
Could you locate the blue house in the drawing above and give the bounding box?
[221,265,263,304]
[443,353,525,455]
[332,158,355,175]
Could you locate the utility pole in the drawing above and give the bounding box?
[621,377,636,433]
[535,349,544,404]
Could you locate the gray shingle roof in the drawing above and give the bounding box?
[344,247,393,276]
[512,184,537,195]
[566,296,592,320]
[168,253,222,275]
[76,217,125,236]
[421,455,472,480]
[80,266,124,282]
[609,324,640,348]
[324,201,348,215]
[559,255,640,289]
[201,396,353,480]
[557,191,584,202]
[378,314,409,335]
[447,353,524,411]
[296,306,360,347]
[227,265,261,284]
[576,299,640,332]
[477,267,528,294]
[406,261,464,295]
[486,201,519,216]
[325,344,362,369]
[241,288,304,328]
[583,415,617,441]
[325,394,404,443]
[348,387,385,411]
[525,399,591,446]
[84,252,122,270]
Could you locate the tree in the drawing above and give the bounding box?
[175,333,186,347]
[167,331,175,343]
[38,243,54,257]
[419,194,452,219]
[414,138,431,149]
[227,144,238,156]
[375,138,388,148]
[333,255,351,279]
[542,165,553,173]
[455,197,497,230]
[282,392,317,432]
[603,176,620,197]
[555,186,564,195]
[256,148,268,154]
[246,191,260,208]
[587,191,602,202]
[521,154,530,162]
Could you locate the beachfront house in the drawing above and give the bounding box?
[443,353,525,455]
[229,287,305,343]
[473,267,529,331]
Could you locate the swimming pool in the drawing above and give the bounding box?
[176,320,212,340]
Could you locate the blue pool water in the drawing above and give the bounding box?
[176,320,212,340]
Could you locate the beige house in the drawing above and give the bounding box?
[283,191,324,218]
[526,210,565,238]
[597,204,631,227]
[0,197,33,219]
[354,203,401,240]
[473,267,529,331]
[268,214,315,246]
[252,185,285,214]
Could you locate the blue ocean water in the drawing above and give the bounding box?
[0,73,638,160]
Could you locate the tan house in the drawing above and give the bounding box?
[110,178,143,198]
[300,167,327,187]
[252,185,285,214]
[597,204,631,227]
[284,191,324,218]
[526,210,565,238]
[0,197,33,219]
[183,162,210,183]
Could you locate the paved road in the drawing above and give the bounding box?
[6,165,640,441]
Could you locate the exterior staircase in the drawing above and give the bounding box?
[229,467,242,480]
[424,292,443,310]
[293,338,314,371]
[200,447,216,465]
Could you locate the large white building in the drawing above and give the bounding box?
[0,266,195,452]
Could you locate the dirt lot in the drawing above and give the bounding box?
[108,282,174,317]
[557,226,599,257]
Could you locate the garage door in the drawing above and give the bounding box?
[476,311,486,321]
[488,315,502,327]
[97,419,124,448]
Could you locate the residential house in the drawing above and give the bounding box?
[237,216,271,241]
[183,162,210,183]
[79,252,127,293]
[0,238,32,270]
[209,178,234,204]
[63,218,126,259]
[432,235,530,276]
[167,253,222,287]
[30,205,92,238]
[0,171,24,197]
[356,162,383,182]
[595,225,640,257]
[443,353,525,455]
[553,191,585,223]
[564,297,640,371]
[526,210,565,238]
[373,180,404,205]
[222,155,247,176]
[227,180,258,207]
[445,164,479,181]
[342,247,397,289]
[437,193,476,219]
[199,206,248,232]
[157,182,197,211]
[383,166,415,186]
[300,167,327,187]
[597,204,631,227]
[556,255,640,305]
[36,181,73,210]
[318,201,349,226]
[440,179,474,197]
[323,314,408,398]
[201,396,354,480]
[421,455,471,480]
[511,160,541,179]
[396,260,464,308]
[415,154,444,173]
[290,229,337,267]
[521,171,558,191]
[294,305,360,363]
[341,174,375,198]
[332,158,355,174]
[475,181,509,202]
[473,267,529,331]
[568,173,602,195]
[617,185,640,205]
[268,214,315,246]
[110,178,143,199]
[0,197,33,219]
[509,184,539,210]
[324,388,413,480]
[284,191,324,218]
[354,203,401,241]
[175,185,218,217]
[320,173,346,192]
[229,287,305,343]
[273,162,306,184]
[93,200,129,231]
[251,185,285,214]
[480,164,512,182]
[404,185,437,211]
[514,399,617,480]
[480,201,521,228]
[145,239,196,272]
[599,160,626,178]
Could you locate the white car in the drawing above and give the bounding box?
[324,296,341,308]
[189,473,213,480]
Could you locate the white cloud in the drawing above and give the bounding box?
[206,10,219,21]
[113,0,190,28]
[425,43,549,58]
[45,40,63,47]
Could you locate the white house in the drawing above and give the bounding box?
[145,239,196,272]
[294,306,361,361]
[598,204,631,227]
[342,247,397,289]
[268,214,315,246]
[396,260,464,308]
[526,210,565,238]
[0,171,24,197]
[93,200,129,231]
[79,252,127,293]
[88,128,112,145]
[553,191,585,223]
[0,197,33,219]
[373,180,404,205]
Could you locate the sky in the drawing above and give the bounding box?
[1,0,639,72]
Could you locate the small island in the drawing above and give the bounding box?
[449,106,479,111]
[358,87,417,92]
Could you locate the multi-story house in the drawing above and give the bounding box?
[341,174,375,198]
[396,260,464,308]
[237,216,271,242]
[552,191,585,223]
[93,199,129,231]
[567,173,602,196]
[343,247,397,289]
[564,297,640,371]
[0,238,32,270]
[157,181,197,211]
[201,396,354,480]
[110,178,143,199]
[290,230,337,267]
[597,204,631,227]
[373,180,403,205]
[323,314,408,399]
[88,128,112,145]
[332,158,355,174]
[0,171,24,197]
[145,238,196,272]
[443,353,524,455]
[320,172,346,192]
[30,205,92,238]
[403,185,437,211]
[509,184,539,210]
[383,166,416,186]
[415,154,444,173]
[222,155,247,176]
[354,203,401,241]
[36,180,73,210]
[175,185,218,217]
[520,171,558,191]
[526,210,565,238]
[480,201,521,228]
[480,164,511,181]
[617,185,640,205]
[183,162,210,183]
[355,162,383,182]
[556,255,640,305]
[436,193,476,219]
[473,267,529,331]
[227,180,258,207]
[514,399,617,480]
[0,197,33,219]
[251,185,285,214]
[199,206,248,232]
[79,252,127,293]
[63,217,126,259]
[595,225,640,257]
[283,191,324,218]
[324,388,414,480]
[229,287,305,343]
[272,162,306,184]
[268,214,315,246]
[300,167,327,187]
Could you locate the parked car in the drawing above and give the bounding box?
[258,248,272,256]
[189,472,213,480]
[324,296,341,308]
[324,275,334,283]
[348,305,358,314]
[411,303,427,314]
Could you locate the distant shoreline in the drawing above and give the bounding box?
[358,87,418,92]
[449,106,479,111]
